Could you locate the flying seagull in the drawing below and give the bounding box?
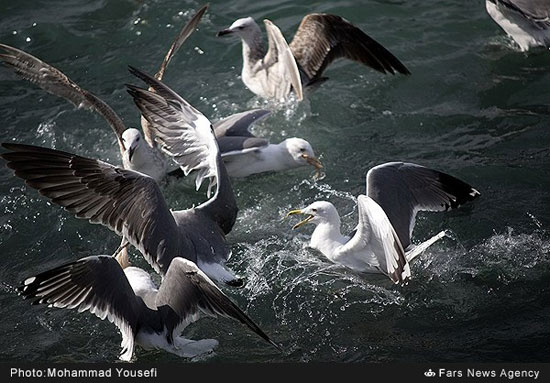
[18,254,280,361]
[217,13,411,101]
[286,162,480,284]
[486,0,550,51]
[1,68,244,287]
[0,4,208,181]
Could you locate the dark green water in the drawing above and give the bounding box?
[0,0,549,363]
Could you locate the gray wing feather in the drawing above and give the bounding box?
[126,67,238,234]
[18,255,145,361]
[141,4,208,146]
[1,143,184,274]
[0,44,126,153]
[497,0,550,22]
[213,109,271,138]
[217,136,268,155]
[156,258,280,349]
[289,14,410,84]
[366,162,480,249]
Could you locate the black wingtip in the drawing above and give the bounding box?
[438,172,481,210]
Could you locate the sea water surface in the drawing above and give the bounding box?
[0,0,549,363]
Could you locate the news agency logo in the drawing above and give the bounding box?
[424,369,436,378]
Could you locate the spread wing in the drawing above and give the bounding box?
[18,255,146,361]
[289,14,410,83]
[212,109,271,138]
[1,143,183,274]
[126,67,238,233]
[0,44,126,153]
[339,195,409,284]
[366,162,480,250]
[141,4,209,146]
[262,20,303,101]
[155,257,280,349]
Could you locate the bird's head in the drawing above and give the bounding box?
[283,137,323,173]
[121,128,143,163]
[286,201,339,229]
[217,17,260,39]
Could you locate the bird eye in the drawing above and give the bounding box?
[136,137,140,141]
[312,208,317,212]
[237,26,245,30]
[300,148,306,152]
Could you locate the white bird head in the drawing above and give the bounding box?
[217,17,261,40]
[282,137,323,171]
[286,201,340,229]
[121,128,143,163]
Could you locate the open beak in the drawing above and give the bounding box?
[285,209,314,229]
[128,146,135,162]
[216,28,233,37]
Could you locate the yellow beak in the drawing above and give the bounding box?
[285,209,314,229]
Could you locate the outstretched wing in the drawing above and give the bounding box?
[141,4,209,146]
[212,109,271,156]
[1,143,184,274]
[339,195,409,284]
[262,20,303,101]
[126,67,238,234]
[289,14,410,83]
[366,162,480,249]
[18,255,146,361]
[155,257,280,350]
[0,44,126,153]
[212,109,271,138]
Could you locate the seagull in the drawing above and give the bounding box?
[213,109,323,178]
[0,4,209,181]
[217,13,411,101]
[286,162,480,284]
[18,254,280,361]
[486,0,550,51]
[1,66,245,287]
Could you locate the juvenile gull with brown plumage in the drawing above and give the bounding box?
[217,13,410,101]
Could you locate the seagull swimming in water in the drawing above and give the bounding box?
[286,162,480,284]
[217,13,411,101]
[486,0,550,51]
[18,254,280,361]
[210,109,323,178]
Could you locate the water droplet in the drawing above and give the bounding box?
[25,37,31,42]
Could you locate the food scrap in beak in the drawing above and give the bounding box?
[302,154,324,180]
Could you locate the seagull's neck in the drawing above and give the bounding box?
[240,30,266,68]
[123,144,167,181]
[310,219,348,261]
[260,143,302,170]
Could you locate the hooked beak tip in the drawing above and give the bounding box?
[128,146,135,162]
[216,29,232,37]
